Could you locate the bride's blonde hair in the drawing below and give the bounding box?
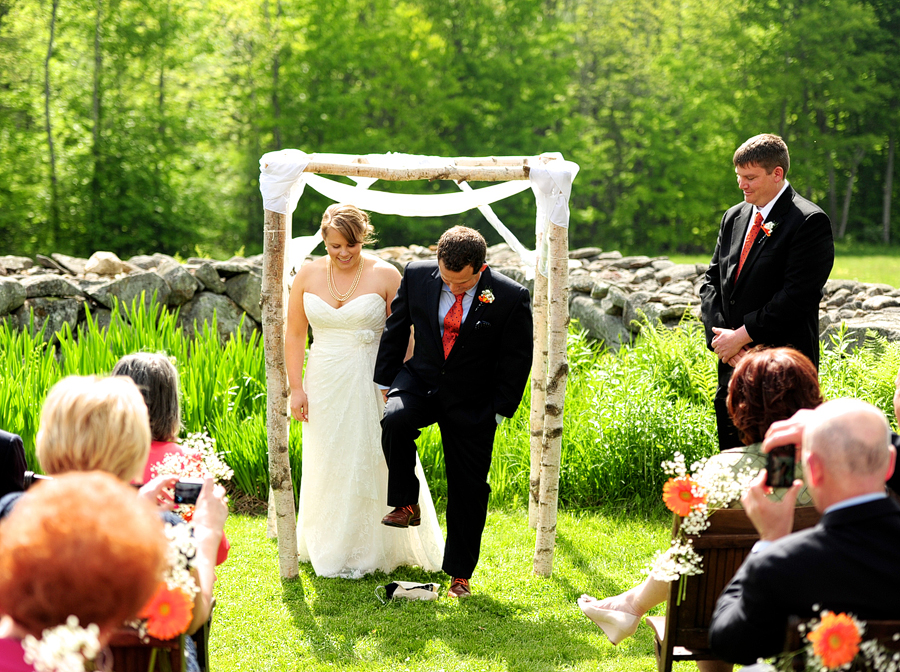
[321,204,376,246]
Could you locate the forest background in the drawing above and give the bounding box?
[1,0,898,260]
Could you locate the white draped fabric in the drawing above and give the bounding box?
[258,149,578,277]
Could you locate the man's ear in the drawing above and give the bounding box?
[773,166,784,182]
[806,452,825,488]
[885,445,896,483]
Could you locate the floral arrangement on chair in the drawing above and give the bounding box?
[134,522,199,641]
[647,452,757,593]
[762,610,900,672]
[150,431,233,521]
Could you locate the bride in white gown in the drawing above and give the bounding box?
[285,204,444,578]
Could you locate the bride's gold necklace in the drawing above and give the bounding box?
[327,254,365,303]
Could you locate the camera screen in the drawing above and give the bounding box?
[173,480,203,505]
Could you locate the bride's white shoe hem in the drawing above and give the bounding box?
[577,598,642,645]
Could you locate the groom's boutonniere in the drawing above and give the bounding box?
[762,221,779,237]
[478,289,495,304]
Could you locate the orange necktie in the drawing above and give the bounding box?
[736,212,764,279]
[442,293,464,358]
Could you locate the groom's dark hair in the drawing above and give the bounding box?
[437,226,486,273]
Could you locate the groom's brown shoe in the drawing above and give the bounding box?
[381,504,421,528]
[448,577,471,598]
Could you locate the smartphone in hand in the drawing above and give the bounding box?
[765,444,796,488]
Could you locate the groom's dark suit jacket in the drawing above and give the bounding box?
[374,261,532,426]
[709,497,900,664]
[0,429,26,500]
[700,185,834,368]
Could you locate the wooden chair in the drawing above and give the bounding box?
[784,616,900,671]
[645,506,820,672]
[107,629,185,672]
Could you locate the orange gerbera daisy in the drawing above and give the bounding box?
[807,612,862,669]
[662,477,705,517]
[138,584,194,640]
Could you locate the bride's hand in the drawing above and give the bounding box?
[291,388,309,422]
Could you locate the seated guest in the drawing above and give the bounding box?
[578,347,822,670]
[112,351,230,565]
[0,374,227,672]
[111,352,187,484]
[32,375,227,640]
[0,430,25,499]
[0,471,167,671]
[708,398,900,665]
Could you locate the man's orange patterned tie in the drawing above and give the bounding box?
[737,212,764,279]
[442,293,464,358]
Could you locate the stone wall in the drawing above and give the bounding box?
[0,251,263,341]
[1,246,898,349]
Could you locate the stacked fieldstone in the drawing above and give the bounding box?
[0,251,262,341]
[1,245,898,349]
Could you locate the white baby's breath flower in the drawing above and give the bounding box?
[22,617,101,672]
[164,522,199,598]
[646,538,703,582]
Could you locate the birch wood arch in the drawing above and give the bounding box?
[259,150,578,578]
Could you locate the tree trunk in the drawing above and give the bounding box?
[528,231,548,529]
[44,0,60,247]
[828,160,837,235]
[533,221,569,577]
[265,0,283,150]
[884,134,895,244]
[261,208,298,579]
[838,147,865,239]
[91,0,103,231]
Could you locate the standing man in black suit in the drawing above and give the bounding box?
[374,226,533,598]
[700,134,834,449]
[708,398,900,664]
[0,429,26,500]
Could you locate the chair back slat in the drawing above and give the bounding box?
[107,630,185,672]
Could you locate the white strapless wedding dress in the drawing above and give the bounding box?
[296,292,445,578]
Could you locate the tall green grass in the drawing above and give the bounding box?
[2,298,898,513]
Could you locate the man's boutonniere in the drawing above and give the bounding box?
[478,289,495,304]
[762,221,779,237]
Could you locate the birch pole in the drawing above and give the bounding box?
[261,207,298,579]
[528,230,549,529]
[533,219,569,577]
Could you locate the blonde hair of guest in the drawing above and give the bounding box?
[36,375,151,481]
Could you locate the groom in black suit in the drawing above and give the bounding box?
[374,226,533,598]
[700,134,834,449]
[709,399,900,664]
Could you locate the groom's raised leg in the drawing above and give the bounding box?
[440,420,496,581]
[381,390,437,508]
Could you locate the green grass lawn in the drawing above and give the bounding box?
[669,245,900,286]
[210,509,709,672]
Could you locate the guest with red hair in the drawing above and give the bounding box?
[0,471,167,670]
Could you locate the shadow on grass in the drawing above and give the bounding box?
[280,563,607,671]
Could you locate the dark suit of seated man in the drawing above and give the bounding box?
[708,398,900,665]
[0,429,26,500]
